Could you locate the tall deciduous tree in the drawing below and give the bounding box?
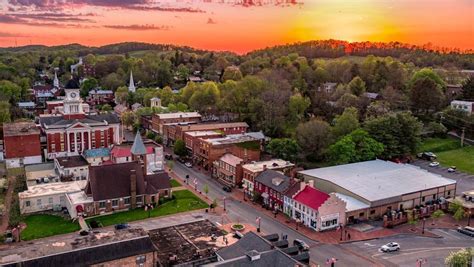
[296,118,332,160]
[221,66,243,82]
[364,112,422,159]
[328,129,384,164]
[121,111,136,130]
[189,82,220,113]
[266,138,300,162]
[115,86,129,104]
[410,77,445,114]
[332,107,360,139]
[173,139,187,157]
[445,248,473,267]
[347,76,366,96]
[461,76,474,100]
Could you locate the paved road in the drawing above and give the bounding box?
[411,160,474,195]
[171,161,375,266]
[342,229,473,267]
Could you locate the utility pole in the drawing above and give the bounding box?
[460,127,465,147]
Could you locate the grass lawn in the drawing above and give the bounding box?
[21,214,80,241]
[418,138,461,153]
[87,190,208,227]
[436,146,474,174]
[170,179,181,187]
[419,137,474,174]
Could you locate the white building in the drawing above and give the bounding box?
[451,100,473,114]
[54,156,89,182]
[150,97,161,108]
[25,163,59,187]
[283,182,347,231]
[19,181,86,214]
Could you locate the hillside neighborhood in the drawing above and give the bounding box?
[0,41,472,267]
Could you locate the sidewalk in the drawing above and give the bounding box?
[230,189,441,244]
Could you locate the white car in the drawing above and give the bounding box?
[381,242,400,252]
[184,162,193,168]
[429,161,440,167]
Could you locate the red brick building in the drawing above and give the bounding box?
[3,121,42,168]
[151,112,201,135]
[193,133,262,172]
[184,131,224,153]
[39,80,121,159]
[254,169,294,211]
[164,122,249,146]
[86,89,114,106]
[212,153,244,187]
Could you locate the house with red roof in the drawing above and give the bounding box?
[284,181,346,231]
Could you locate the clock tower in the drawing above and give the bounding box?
[63,79,85,119]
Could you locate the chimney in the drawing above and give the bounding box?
[245,250,261,262]
[130,169,137,209]
[308,180,314,188]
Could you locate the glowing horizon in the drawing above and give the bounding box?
[0,0,472,53]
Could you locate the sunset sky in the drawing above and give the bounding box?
[0,0,472,53]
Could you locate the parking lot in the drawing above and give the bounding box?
[411,160,474,195]
[342,229,473,267]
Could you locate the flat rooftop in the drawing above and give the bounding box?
[25,163,56,181]
[185,131,223,137]
[3,121,39,137]
[19,181,85,199]
[178,122,249,132]
[299,160,456,203]
[220,153,243,167]
[0,228,150,265]
[148,220,224,266]
[157,112,201,120]
[242,159,294,173]
[205,133,260,146]
[334,193,370,212]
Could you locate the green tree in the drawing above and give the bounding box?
[0,80,22,103]
[409,68,446,90]
[410,77,445,114]
[115,86,129,104]
[332,107,360,140]
[0,101,11,124]
[160,86,174,107]
[427,122,447,138]
[266,138,300,162]
[296,119,332,160]
[328,129,384,164]
[460,76,474,100]
[221,66,243,82]
[430,209,445,225]
[348,76,366,96]
[80,78,98,97]
[101,73,123,91]
[121,111,136,130]
[445,248,473,267]
[287,93,311,127]
[448,200,466,221]
[101,104,112,113]
[173,139,187,157]
[365,112,422,159]
[189,82,220,113]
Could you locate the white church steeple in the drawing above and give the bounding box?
[128,71,136,93]
[53,69,59,88]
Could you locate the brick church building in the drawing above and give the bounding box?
[39,79,121,159]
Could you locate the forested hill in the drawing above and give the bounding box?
[1,40,473,69]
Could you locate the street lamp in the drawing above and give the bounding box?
[223,197,226,212]
[422,217,426,234]
[339,223,343,241]
[468,210,472,226]
[256,217,261,232]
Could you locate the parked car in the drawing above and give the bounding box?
[417,152,437,161]
[222,186,232,192]
[448,166,457,173]
[114,223,130,230]
[457,226,474,237]
[293,239,310,251]
[429,161,440,167]
[184,162,193,168]
[380,242,400,252]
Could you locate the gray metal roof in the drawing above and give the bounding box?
[207,249,302,267]
[130,132,147,155]
[299,160,456,203]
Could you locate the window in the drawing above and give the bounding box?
[359,212,365,217]
[37,199,42,206]
[48,197,53,204]
[99,201,106,209]
[447,191,451,196]
[433,194,436,200]
[136,255,146,265]
[112,199,119,207]
[136,196,143,203]
[422,196,425,202]
[26,201,31,207]
[370,210,375,215]
[124,197,131,205]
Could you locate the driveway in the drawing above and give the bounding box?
[411,160,474,195]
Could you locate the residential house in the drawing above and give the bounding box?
[451,100,473,114]
[3,121,42,169]
[54,155,89,182]
[241,159,295,198]
[151,112,201,135]
[83,148,111,166]
[213,153,244,187]
[254,169,294,211]
[299,160,456,222]
[317,82,338,94]
[284,182,347,231]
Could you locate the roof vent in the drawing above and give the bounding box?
[272,177,284,186]
[245,250,261,261]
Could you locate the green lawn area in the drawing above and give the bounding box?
[418,138,461,153]
[86,190,208,227]
[419,138,474,174]
[21,214,80,241]
[436,146,474,174]
[170,179,181,187]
